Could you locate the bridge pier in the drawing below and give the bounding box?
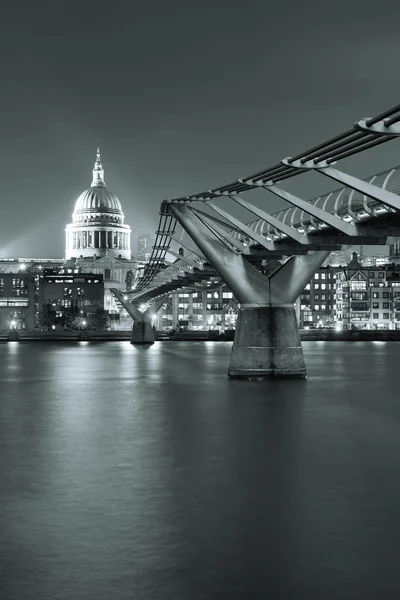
[131,321,156,344]
[168,203,329,379]
[110,289,169,346]
[229,304,305,379]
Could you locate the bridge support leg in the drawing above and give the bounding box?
[168,203,330,380]
[110,289,169,346]
[228,304,305,379]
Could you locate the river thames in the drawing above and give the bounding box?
[1,341,400,599]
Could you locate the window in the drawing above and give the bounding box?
[373,313,379,319]
[314,273,319,280]
[321,304,326,310]
[314,294,320,300]
[383,313,390,320]
[383,292,389,298]
[315,284,320,290]
[373,302,379,309]
[370,272,375,278]
[321,294,326,300]
[104,268,111,280]
[314,304,319,311]
[207,292,212,298]
[222,292,233,299]
[321,273,326,280]
[321,284,326,290]
[383,302,389,309]
[351,281,367,290]
[373,292,379,299]
[378,272,385,278]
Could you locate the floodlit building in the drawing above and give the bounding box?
[155,280,239,332]
[334,252,400,330]
[137,234,154,262]
[64,149,137,319]
[38,268,104,330]
[0,271,35,331]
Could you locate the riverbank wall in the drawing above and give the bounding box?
[2,329,400,342]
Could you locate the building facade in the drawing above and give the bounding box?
[38,267,104,330]
[334,253,400,330]
[0,271,35,331]
[136,234,154,262]
[64,149,137,320]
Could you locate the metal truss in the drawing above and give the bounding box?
[134,102,400,298]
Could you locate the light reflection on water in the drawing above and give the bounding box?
[1,341,400,600]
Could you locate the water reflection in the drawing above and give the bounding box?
[1,341,400,599]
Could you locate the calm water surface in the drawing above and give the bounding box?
[1,341,400,599]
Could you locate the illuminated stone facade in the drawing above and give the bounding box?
[65,150,137,319]
[65,149,131,261]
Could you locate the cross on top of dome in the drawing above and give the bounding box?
[91,147,105,188]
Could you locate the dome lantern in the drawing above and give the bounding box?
[92,147,105,188]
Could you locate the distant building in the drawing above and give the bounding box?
[335,252,400,330]
[389,240,400,263]
[136,234,154,261]
[38,268,104,330]
[323,249,354,267]
[0,271,35,331]
[64,149,137,318]
[155,278,238,332]
[360,255,390,267]
[298,266,338,328]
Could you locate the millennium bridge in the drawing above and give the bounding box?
[112,102,400,380]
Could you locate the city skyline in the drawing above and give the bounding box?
[1,1,400,257]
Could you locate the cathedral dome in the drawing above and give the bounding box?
[74,187,123,214]
[72,149,124,221]
[65,149,131,261]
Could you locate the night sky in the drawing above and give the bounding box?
[1,0,400,258]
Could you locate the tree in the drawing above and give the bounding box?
[38,303,55,331]
[91,309,110,331]
[63,310,81,330]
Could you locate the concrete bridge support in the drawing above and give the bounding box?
[169,203,329,379]
[110,290,169,345]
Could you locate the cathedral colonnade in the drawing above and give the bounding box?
[66,229,130,252]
